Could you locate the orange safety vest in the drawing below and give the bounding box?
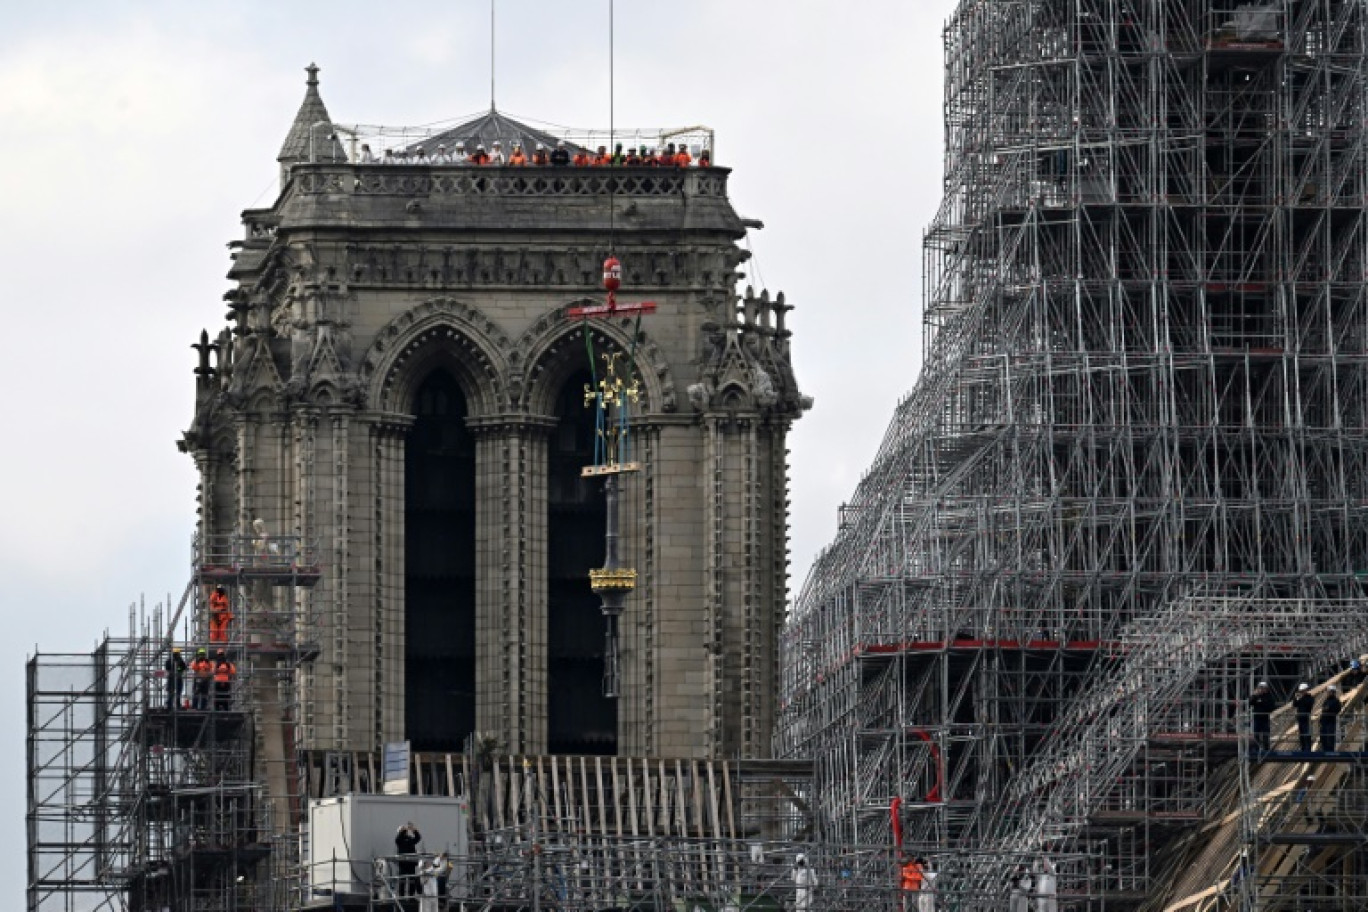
[470,152,490,165]
[213,660,236,684]
[593,154,612,166]
[573,153,591,167]
[531,151,549,165]
[191,658,214,679]
[900,862,924,892]
[209,591,229,614]
[509,151,527,165]
[675,151,692,167]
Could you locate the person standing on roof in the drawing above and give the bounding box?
[1345,659,1365,691]
[675,144,693,167]
[697,148,713,167]
[508,142,527,166]
[469,144,490,166]
[382,149,397,165]
[1294,682,1315,752]
[611,142,625,165]
[550,141,570,166]
[1320,685,1342,752]
[1249,681,1275,753]
[164,647,187,710]
[625,147,642,166]
[489,141,506,165]
[190,648,213,710]
[358,144,376,164]
[209,585,233,644]
[453,142,470,166]
[573,147,593,166]
[433,144,451,165]
[531,143,550,166]
[791,854,818,912]
[212,649,236,711]
[591,145,610,166]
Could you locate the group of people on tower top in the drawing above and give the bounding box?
[356,139,710,168]
[162,584,237,712]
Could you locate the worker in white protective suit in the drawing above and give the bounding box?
[792,853,819,912]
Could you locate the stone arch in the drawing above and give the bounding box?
[360,298,512,416]
[516,300,678,417]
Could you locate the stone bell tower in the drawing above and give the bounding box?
[180,65,809,760]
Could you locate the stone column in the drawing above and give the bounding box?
[471,416,553,754]
[369,413,412,748]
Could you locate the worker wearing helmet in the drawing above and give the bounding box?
[208,585,233,644]
[212,649,236,711]
[508,143,527,166]
[531,143,550,166]
[1293,682,1315,752]
[489,140,506,165]
[190,648,213,710]
[674,144,693,167]
[469,144,490,166]
[550,140,570,166]
[164,647,187,710]
[1249,681,1275,753]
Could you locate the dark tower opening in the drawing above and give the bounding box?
[547,369,616,754]
[404,369,477,751]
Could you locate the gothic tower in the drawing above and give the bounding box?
[180,66,808,759]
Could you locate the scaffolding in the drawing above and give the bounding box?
[779,0,1368,906]
[27,532,320,912]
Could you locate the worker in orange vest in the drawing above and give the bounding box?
[212,649,236,711]
[674,145,693,167]
[190,648,214,710]
[697,149,712,167]
[531,143,550,166]
[508,143,528,166]
[592,145,611,166]
[572,149,592,167]
[900,855,924,912]
[468,145,491,166]
[208,585,233,643]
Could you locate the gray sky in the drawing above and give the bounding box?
[0,0,954,894]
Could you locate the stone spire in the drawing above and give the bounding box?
[277,63,346,177]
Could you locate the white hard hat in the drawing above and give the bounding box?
[1298,682,1310,691]
[493,140,502,146]
[796,853,806,863]
[536,142,545,150]
[1258,681,1269,688]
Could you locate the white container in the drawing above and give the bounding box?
[306,793,469,897]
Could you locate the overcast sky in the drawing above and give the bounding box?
[0,0,954,894]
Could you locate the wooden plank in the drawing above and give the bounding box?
[509,757,521,823]
[722,760,737,840]
[642,758,656,838]
[627,758,640,838]
[578,756,592,835]
[492,757,506,829]
[706,760,722,840]
[415,753,425,796]
[537,755,551,827]
[551,755,565,834]
[445,753,456,797]
[674,759,688,838]
[595,756,608,837]
[611,757,624,839]
[691,759,706,838]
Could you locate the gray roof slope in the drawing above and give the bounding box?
[278,63,347,164]
[411,109,585,155]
